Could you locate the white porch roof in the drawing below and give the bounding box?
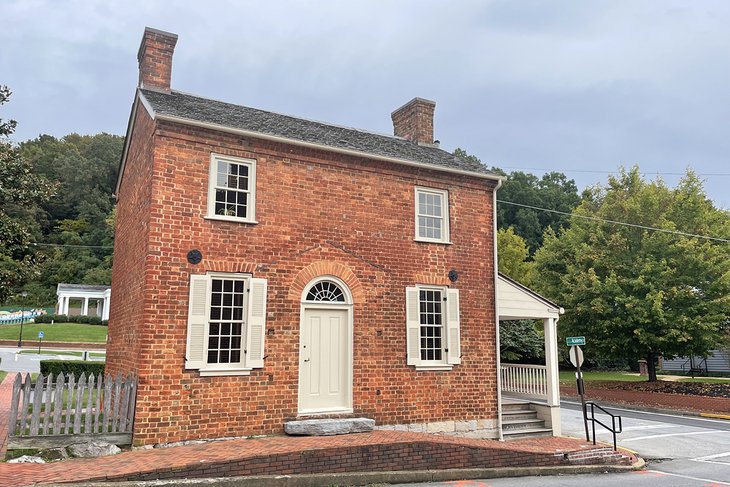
[497,273,563,321]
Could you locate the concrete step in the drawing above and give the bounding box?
[502,418,546,431]
[284,417,375,436]
[501,401,532,412]
[502,427,554,439]
[501,410,538,421]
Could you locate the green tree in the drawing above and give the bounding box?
[454,148,581,253]
[497,227,535,286]
[2,132,122,305]
[0,86,56,303]
[497,171,581,253]
[500,320,544,362]
[534,167,730,381]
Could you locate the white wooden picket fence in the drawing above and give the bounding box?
[7,372,137,449]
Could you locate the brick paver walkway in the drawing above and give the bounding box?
[0,372,17,459]
[0,431,632,486]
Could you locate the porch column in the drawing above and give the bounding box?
[62,296,69,315]
[103,292,111,320]
[56,294,63,314]
[82,297,89,316]
[543,318,560,407]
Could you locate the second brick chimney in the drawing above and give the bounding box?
[137,27,178,92]
[391,97,436,145]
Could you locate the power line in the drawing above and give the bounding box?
[31,242,113,249]
[497,200,730,243]
[496,166,730,177]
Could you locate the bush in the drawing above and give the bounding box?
[34,314,52,324]
[54,314,68,323]
[101,320,109,326]
[87,316,102,326]
[40,360,105,377]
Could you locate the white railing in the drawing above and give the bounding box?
[500,363,548,398]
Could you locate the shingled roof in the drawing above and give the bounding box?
[139,89,499,179]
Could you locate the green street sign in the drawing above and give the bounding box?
[566,336,586,346]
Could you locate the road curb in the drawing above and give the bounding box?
[700,412,730,420]
[48,459,645,487]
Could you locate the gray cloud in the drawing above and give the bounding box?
[2,0,728,209]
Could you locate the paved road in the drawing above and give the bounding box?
[0,346,105,374]
[391,400,730,486]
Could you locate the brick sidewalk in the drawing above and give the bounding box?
[0,372,17,459]
[0,430,633,486]
[561,385,730,414]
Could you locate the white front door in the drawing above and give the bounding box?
[299,307,350,414]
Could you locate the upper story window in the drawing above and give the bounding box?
[207,154,257,223]
[414,187,450,243]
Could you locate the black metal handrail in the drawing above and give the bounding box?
[585,401,622,451]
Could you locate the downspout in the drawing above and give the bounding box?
[492,179,504,440]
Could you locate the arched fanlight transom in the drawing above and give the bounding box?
[305,280,346,302]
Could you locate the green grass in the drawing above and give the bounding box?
[0,323,107,344]
[560,370,730,384]
[0,371,6,383]
[18,349,105,359]
[19,349,84,357]
[559,370,648,384]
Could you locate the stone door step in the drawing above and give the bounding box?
[284,418,375,436]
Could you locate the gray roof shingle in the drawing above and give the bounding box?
[140,89,497,178]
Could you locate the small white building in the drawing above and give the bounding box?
[56,283,112,320]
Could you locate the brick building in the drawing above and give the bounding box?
[107,27,507,446]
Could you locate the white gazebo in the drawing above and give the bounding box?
[56,284,112,320]
[497,273,564,438]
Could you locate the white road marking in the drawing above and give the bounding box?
[692,451,730,462]
[620,424,678,431]
[623,430,726,442]
[646,469,730,486]
[561,400,730,426]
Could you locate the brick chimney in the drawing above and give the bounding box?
[391,97,436,145]
[137,27,178,92]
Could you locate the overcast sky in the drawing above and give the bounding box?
[2,0,729,209]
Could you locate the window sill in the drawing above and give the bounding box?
[199,368,253,377]
[204,215,259,224]
[414,364,454,371]
[414,238,452,245]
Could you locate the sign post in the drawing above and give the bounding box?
[567,337,589,441]
[37,330,44,354]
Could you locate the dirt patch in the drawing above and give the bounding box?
[588,380,730,399]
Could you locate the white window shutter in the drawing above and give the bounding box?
[446,288,461,365]
[245,278,267,369]
[405,287,421,366]
[185,274,209,370]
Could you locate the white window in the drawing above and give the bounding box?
[405,285,461,370]
[206,154,257,223]
[185,272,267,376]
[414,187,449,243]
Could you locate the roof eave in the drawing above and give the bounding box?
[497,272,563,312]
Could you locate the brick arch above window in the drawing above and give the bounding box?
[200,260,258,274]
[413,272,451,287]
[288,261,364,302]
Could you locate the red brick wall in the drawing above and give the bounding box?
[110,114,499,445]
[106,103,155,378]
